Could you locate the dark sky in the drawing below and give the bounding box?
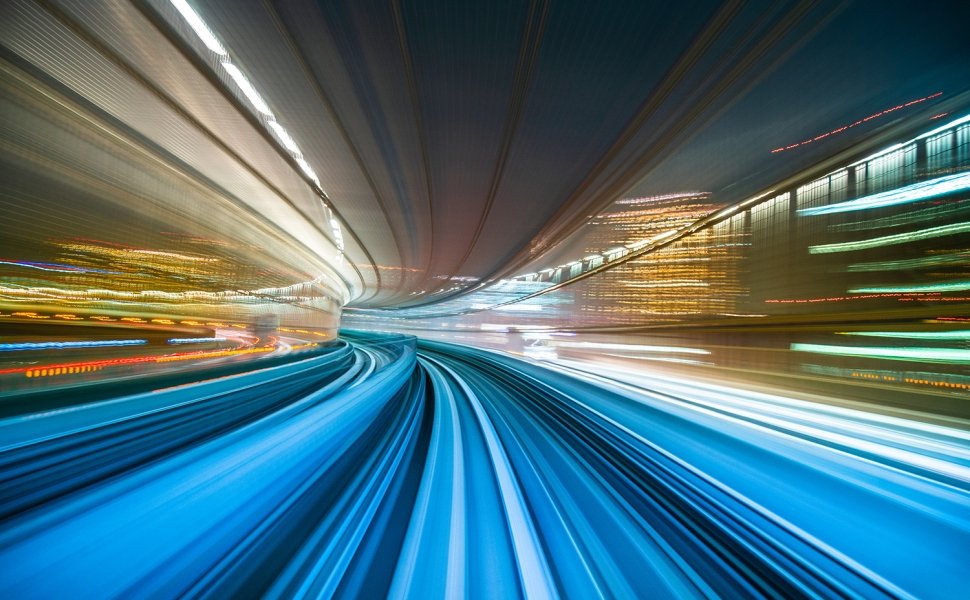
[631,0,970,203]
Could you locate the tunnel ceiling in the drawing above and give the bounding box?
[2,0,969,309]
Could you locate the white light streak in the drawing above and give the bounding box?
[296,157,321,186]
[170,0,227,56]
[799,172,970,216]
[556,341,710,355]
[222,62,273,117]
[267,120,301,155]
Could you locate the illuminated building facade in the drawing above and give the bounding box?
[740,114,970,316]
[576,192,746,322]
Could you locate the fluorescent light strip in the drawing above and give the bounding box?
[170,1,347,253]
[296,157,320,185]
[267,120,301,155]
[221,62,273,117]
[170,0,227,56]
[799,172,970,216]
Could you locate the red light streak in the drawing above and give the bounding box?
[0,346,274,378]
[770,92,943,154]
[765,292,969,303]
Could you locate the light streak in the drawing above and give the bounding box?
[167,337,228,344]
[297,157,321,187]
[834,201,970,233]
[838,330,970,340]
[0,339,147,352]
[617,281,710,288]
[3,335,967,597]
[1,345,275,378]
[790,343,970,363]
[129,249,216,262]
[169,0,227,56]
[809,222,970,253]
[916,112,970,140]
[849,281,970,294]
[0,280,324,303]
[222,62,273,117]
[814,367,970,391]
[0,260,119,274]
[555,341,710,355]
[798,172,970,216]
[603,353,709,365]
[766,293,970,303]
[163,1,333,208]
[770,92,943,153]
[267,120,302,155]
[614,191,710,204]
[847,252,968,272]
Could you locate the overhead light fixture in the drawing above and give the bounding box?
[173,0,334,222]
[267,120,301,155]
[222,62,273,117]
[296,157,321,186]
[170,0,227,56]
[170,0,349,286]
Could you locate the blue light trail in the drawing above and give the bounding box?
[0,339,147,352]
[0,334,966,598]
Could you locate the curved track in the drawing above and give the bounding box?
[0,333,967,598]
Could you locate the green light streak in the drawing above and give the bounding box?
[791,343,970,363]
[838,330,970,340]
[849,280,970,293]
[809,222,970,254]
[832,201,970,233]
[847,252,969,272]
